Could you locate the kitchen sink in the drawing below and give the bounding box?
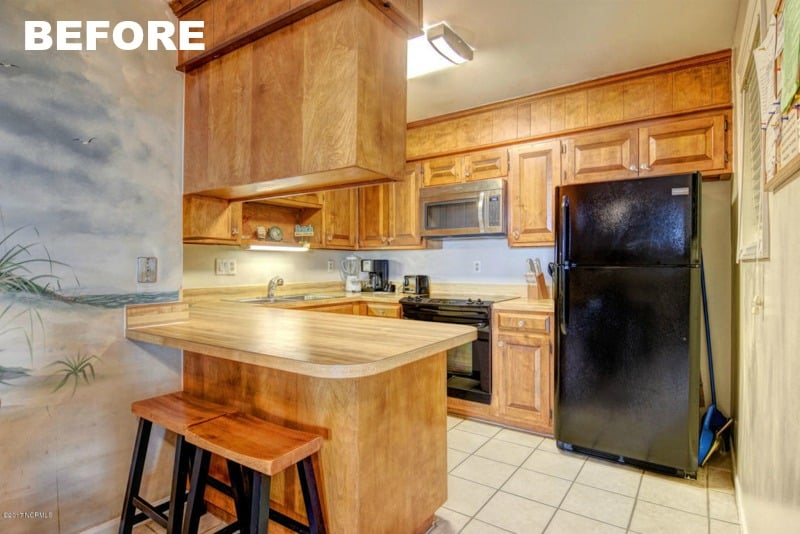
[229,294,342,304]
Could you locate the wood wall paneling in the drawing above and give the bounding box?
[587,84,624,126]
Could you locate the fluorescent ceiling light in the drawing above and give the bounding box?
[407,22,473,79]
[246,243,310,252]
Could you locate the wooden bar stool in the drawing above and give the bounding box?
[119,391,234,534]
[183,413,326,534]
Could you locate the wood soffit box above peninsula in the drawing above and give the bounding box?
[174,0,419,201]
[406,50,732,161]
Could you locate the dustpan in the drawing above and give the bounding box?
[698,251,730,465]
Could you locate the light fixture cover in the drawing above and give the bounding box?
[246,243,310,252]
[426,23,473,64]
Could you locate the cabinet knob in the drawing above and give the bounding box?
[629,165,638,172]
[381,236,388,244]
[518,320,526,327]
[640,163,651,171]
[497,340,505,348]
[231,226,239,236]
[512,230,520,240]
[387,237,395,244]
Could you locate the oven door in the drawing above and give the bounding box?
[446,324,492,405]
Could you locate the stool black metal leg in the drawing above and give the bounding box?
[249,472,271,534]
[297,457,326,534]
[227,460,250,530]
[166,435,192,534]
[182,447,211,534]
[119,418,152,534]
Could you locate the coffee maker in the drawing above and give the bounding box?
[360,259,389,292]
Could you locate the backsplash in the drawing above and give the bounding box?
[183,239,555,289]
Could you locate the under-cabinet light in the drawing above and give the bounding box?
[246,243,310,252]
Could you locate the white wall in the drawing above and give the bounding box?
[732,0,800,529]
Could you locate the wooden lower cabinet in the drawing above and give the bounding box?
[448,310,554,435]
[507,140,561,247]
[303,302,360,315]
[362,302,402,318]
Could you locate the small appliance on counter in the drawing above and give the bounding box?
[360,259,389,292]
[341,254,362,292]
[402,275,430,295]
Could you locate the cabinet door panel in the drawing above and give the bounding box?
[639,114,726,176]
[323,189,357,249]
[423,156,462,186]
[183,195,241,243]
[497,333,551,428]
[464,148,508,181]
[358,184,391,248]
[390,163,423,246]
[508,140,561,246]
[563,128,639,184]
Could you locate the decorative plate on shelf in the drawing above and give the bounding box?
[268,225,283,241]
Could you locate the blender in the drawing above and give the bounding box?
[341,254,362,292]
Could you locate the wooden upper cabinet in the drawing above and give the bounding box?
[406,50,732,161]
[639,113,728,177]
[322,189,357,249]
[422,147,508,186]
[183,195,242,244]
[563,127,640,185]
[358,163,424,249]
[366,0,422,35]
[507,140,561,247]
[357,183,392,248]
[181,0,408,200]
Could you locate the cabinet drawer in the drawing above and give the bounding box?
[364,302,401,318]
[496,313,550,333]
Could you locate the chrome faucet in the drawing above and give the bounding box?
[267,276,284,298]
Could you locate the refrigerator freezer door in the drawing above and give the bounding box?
[557,173,700,267]
[555,265,700,474]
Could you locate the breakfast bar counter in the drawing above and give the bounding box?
[125,301,477,533]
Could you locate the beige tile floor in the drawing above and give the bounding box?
[130,415,739,534]
[431,415,740,534]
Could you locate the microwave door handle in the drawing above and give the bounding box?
[477,191,486,232]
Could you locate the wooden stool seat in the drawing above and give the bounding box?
[132,391,232,434]
[183,413,326,534]
[119,392,235,534]
[185,413,323,475]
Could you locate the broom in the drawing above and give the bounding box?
[698,251,730,466]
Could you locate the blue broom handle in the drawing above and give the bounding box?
[700,250,716,403]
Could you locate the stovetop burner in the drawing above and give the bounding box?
[399,295,518,306]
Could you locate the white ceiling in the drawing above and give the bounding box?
[407,0,741,122]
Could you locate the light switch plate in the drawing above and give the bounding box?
[137,257,157,283]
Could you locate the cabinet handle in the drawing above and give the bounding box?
[381,236,387,244]
[497,340,505,348]
[326,233,333,240]
[518,320,526,327]
[512,230,520,240]
[231,226,239,236]
[629,165,638,172]
[387,237,395,244]
[640,163,651,171]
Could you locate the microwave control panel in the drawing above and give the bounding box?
[487,195,502,226]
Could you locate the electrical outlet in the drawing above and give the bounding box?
[215,258,237,276]
[327,259,335,272]
[137,257,157,283]
[473,260,481,273]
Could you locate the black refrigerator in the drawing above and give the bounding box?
[553,173,701,477]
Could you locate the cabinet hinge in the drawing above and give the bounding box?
[563,170,567,181]
[724,118,729,131]
[549,408,553,420]
[507,149,511,173]
[561,143,567,154]
[725,151,729,163]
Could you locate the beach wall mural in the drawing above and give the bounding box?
[1,1,184,532]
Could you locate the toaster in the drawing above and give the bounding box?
[402,275,430,295]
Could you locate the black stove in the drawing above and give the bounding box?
[399,295,516,306]
[400,294,518,405]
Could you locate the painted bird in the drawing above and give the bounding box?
[73,137,97,145]
[0,62,20,68]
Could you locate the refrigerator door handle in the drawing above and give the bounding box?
[559,266,568,334]
[560,195,571,264]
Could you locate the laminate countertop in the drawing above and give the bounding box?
[125,301,476,379]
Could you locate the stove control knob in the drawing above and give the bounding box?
[466,298,473,304]
[476,298,483,304]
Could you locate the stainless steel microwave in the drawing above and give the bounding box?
[419,178,506,238]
